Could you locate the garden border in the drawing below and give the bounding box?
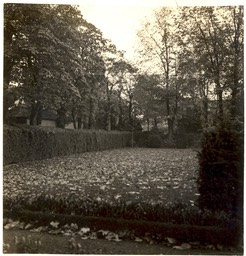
[3,209,241,247]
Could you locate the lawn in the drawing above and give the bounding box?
[3,147,235,227]
[3,148,199,207]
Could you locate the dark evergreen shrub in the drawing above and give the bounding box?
[197,123,243,216]
[147,134,162,148]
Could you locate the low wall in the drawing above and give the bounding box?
[3,125,132,165]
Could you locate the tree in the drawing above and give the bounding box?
[104,54,137,130]
[179,6,244,126]
[224,6,244,119]
[137,7,182,139]
[134,73,165,131]
[4,4,85,127]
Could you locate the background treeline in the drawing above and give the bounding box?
[4,4,244,137]
[4,4,139,131]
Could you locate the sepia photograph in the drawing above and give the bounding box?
[2,0,244,254]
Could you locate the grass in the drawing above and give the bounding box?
[3,148,233,226]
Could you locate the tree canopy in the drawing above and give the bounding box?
[4,4,244,134]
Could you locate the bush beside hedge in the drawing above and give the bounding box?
[3,125,132,165]
[197,124,243,215]
[134,131,201,148]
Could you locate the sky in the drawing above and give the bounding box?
[78,0,244,61]
[79,2,156,61]
[2,0,244,61]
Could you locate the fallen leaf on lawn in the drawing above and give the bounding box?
[68,238,77,249]
[217,244,224,251]
[4,221,20,230]
[14,236,19,245]
[63,232,72,236]
[31,226,48,232]
[48,229,63,235]
[114,194,122,200]
[50,221,59,229]
[135,237,143,242]
[206,244,216,250]
[81,235,89,240]
[118,230,128,238]
[70,223,78,231]
[96,196,102,202]
[18,222,26,229]
[89,232,97,240]
[128,191,140,195]
[80,227,90,233]
[105,232,122,242]
[97,230,109,238]
[3,243,10,253]
[166,237,177,244]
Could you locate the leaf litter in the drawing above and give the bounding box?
[3,148,199,207]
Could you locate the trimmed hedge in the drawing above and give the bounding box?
[3,125,131,165]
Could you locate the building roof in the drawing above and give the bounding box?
[9,106,58,121]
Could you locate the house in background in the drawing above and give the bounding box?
[9,106,74,129]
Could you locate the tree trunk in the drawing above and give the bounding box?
[106,101,111,131]
[78,116,82,129]
[36,103,43,125]
[202,95,208,127]
[88,86,96,129]
[118,93,123,129]
[168,118,174,140]
[30,101,43,126]
[3,20,15,124]
[128,96,133,127]
[154,118,158,129]
[83,115,88,129]
[30,105,37,126]
[147,118,150,132]
[3,94,10,124]
[88,98,94,129]
[56,106,66,129]
[71,108,77,129]
[217,87,223,120]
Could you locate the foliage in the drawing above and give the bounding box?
[4,5,84,117]
[197,122,243,216]
[147,134,162,148]
[4,196,233,228]
[137,6,244,132]
[3,124,131,165]
[4,4,137,130]
[134,73,165,126]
